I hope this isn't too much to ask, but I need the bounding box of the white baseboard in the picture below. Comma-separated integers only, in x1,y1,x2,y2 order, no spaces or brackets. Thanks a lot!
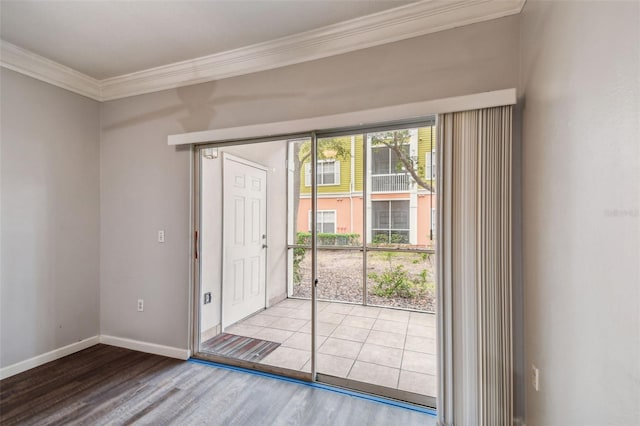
0,335,191,381
0,335,100,380
200,324,221,343
99,335,191,360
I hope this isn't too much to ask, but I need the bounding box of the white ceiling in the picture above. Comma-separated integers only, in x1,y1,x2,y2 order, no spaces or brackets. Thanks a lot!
0,0,414,80
0,0,526,100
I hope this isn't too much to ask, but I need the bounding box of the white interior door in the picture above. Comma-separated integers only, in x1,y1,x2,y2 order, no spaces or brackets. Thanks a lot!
222,153,267,329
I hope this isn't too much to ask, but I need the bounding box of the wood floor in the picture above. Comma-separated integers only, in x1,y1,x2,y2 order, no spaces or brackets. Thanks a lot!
0,344,436,425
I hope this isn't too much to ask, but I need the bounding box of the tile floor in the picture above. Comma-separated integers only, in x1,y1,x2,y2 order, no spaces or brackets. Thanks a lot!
223,298,437,397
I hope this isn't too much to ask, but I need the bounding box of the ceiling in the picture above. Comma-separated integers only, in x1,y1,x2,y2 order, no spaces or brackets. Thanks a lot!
0,0,525,100
0,0,414,80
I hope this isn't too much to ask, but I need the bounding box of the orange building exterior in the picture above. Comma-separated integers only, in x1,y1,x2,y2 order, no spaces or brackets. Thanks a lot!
297,194,436,247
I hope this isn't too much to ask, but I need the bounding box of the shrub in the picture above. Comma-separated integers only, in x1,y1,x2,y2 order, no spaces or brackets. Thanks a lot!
293,233,308,285
369,265,416,298
368,252,434,298
371,233,409,245
296,232,361,247
292,232,361,285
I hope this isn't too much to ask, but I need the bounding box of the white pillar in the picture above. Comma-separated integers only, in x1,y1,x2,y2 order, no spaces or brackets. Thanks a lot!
409,129,419,245
365,135,372,244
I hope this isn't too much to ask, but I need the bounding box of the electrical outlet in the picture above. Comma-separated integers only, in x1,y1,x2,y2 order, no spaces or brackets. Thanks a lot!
137,299,144,312
158,230,165,243
531,365,539,391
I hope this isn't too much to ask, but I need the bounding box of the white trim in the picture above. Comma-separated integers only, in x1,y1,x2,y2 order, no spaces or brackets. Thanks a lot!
1,1,524,101
189,145,198,363
409,130,419,246
100,0,523,100
426,151,437,180
168,89,517,146
431,207,437,232
370,189,414,194
410,190,418,245
0,335,100,380
99,335,191,360
369,197,411,202
300,193,359,199
0,40,102,100
301,191,434,199
304,162,311,187
0,335,192,380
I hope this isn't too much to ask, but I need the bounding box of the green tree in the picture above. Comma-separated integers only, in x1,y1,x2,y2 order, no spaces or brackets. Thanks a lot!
369,129,434,192
292,138,351,233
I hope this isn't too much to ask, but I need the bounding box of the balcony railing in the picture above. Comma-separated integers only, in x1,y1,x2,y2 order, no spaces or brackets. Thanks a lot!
371,173,410,192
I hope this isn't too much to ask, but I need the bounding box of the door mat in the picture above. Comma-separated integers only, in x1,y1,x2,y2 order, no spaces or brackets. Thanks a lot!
201,333,280,362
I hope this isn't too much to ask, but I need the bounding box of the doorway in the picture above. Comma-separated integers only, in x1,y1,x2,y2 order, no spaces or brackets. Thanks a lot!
192,120,437,408
195,140,294,369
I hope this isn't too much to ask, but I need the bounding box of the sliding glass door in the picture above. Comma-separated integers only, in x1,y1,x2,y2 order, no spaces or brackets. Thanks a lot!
362,127,437,402
309,123,437,406
193,118,437,408
195,138,313,379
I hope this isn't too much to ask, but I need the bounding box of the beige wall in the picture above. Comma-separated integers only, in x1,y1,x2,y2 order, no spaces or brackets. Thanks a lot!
0,69,101,367
99,90,192,348
520,1,640,424
99,15,520,351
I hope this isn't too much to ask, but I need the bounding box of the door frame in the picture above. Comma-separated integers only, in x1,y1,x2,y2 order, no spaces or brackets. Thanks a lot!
221,152,269,330
189,120,439,408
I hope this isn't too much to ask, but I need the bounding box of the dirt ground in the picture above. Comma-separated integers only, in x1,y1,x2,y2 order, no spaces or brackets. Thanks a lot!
292,250,436,312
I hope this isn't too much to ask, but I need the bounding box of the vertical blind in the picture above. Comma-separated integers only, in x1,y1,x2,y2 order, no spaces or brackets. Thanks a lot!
438,105,513,426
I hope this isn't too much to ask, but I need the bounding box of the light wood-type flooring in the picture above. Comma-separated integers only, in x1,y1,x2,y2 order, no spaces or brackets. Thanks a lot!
0,344,436,425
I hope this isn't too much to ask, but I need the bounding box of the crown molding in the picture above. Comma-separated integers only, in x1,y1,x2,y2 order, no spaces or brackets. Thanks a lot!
1,0,525,102
99,0,525,100
1,40,102,100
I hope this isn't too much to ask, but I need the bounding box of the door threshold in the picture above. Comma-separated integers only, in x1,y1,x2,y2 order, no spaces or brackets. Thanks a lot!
192,351,311,382
318,373,436,409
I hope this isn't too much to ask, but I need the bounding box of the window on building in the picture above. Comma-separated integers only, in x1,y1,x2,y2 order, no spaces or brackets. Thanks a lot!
308,210,336,233
425,151,436,180
371,145,410,175
371,200,410,243
305,160,340,186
